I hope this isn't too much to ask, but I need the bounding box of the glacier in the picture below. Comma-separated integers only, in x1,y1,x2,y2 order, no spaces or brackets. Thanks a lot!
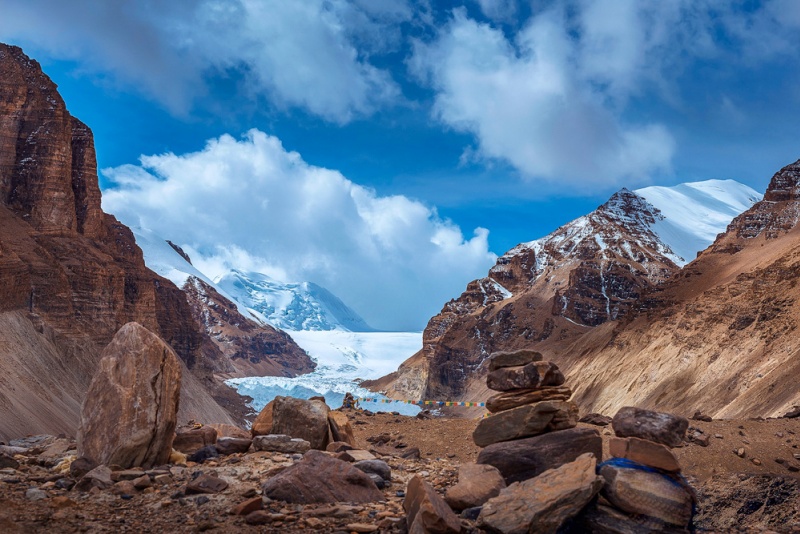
227,330,422,415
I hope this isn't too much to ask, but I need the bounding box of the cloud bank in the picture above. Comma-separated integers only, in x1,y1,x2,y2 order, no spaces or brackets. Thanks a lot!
102,131,496,331
0,0,410,122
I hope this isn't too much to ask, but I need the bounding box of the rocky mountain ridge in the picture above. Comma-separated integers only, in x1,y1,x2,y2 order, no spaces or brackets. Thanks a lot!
0,44,313,440
367,179,762,410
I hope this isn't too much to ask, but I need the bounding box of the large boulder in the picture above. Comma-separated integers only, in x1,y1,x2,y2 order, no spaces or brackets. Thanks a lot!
251,400,275,437
445,463,506,512
77,323,181,469
473,400,578,447
478,427,602,484
172,426,217,454
404,475,462,534
612,407,688,448
478,453,603,534
261,450,383,503
270,396,331,450
328,411,356,446
599,463,693,527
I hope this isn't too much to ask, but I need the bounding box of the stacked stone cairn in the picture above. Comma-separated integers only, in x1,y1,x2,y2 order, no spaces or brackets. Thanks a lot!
472,349,578,448
585,406,696,532
413,349,607,533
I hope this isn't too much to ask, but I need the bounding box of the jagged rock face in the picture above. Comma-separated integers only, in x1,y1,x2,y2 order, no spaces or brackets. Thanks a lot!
375,188,680,402
727,160,800,240
181,277,315,378
0,44,309,439
0,46,102,237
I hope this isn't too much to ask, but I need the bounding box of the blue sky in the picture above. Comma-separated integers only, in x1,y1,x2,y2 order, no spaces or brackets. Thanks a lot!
3,0,800,330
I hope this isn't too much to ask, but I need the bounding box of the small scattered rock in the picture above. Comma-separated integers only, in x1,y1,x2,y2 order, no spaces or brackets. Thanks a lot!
345,523,379,533
187,445,219,463
326,441,354,453
253,434,311,454
75,465,113,492
69,457,97,479
231,496,263,515
337,449,377,463
215,437,252,456
26,488,48,501
0,452,20,470
736,448,746,458
186,474,228,495
353,459,391,481
692,411,713,422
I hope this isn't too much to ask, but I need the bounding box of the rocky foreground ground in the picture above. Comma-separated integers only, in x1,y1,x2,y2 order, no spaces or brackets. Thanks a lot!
0,410,798,533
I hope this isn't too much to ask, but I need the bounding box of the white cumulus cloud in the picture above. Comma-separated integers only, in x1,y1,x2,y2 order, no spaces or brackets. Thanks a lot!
102,130,496,331
0,0,409,122
410,7,676,189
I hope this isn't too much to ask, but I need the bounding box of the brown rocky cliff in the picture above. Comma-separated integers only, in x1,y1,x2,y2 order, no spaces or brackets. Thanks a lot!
0,44,312,439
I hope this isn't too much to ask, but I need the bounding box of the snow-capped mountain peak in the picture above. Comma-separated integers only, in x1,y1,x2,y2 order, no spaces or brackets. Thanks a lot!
215,269,374,332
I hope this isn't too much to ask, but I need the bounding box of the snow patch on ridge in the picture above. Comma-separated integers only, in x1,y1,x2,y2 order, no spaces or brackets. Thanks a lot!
635,179,761,264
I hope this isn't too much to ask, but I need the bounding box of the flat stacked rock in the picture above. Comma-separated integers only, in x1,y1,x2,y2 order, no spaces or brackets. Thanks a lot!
473,350,577,447
588,407,695,531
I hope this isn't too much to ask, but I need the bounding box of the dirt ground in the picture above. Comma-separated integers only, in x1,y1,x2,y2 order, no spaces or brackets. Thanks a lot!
0,410,798,533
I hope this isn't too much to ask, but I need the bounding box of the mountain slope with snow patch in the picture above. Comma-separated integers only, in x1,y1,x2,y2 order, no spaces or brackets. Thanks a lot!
216,270,374,332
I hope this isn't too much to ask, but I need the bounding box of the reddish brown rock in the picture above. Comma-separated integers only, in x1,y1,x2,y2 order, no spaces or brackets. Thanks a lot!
403,475,461,534
486,386,573,413
77,323,181,469
612,407,688,448
478,427,602,484
328,411,356,446
487,349,543,371
599,464,693,527
326,441,354,453
186,473,228,495
445,463,506,512
172,426,217,454
208,423,250,439
261,450,383,503
473,400,578,447
478,453,603,534
609,436,681,472
215,437,252,455
486,361,565,392
251,400,275,437
232,496,263,516
271,396,330,450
